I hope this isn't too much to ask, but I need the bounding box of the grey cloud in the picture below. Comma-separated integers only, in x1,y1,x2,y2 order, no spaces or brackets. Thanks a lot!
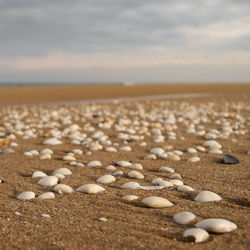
1,0,250,58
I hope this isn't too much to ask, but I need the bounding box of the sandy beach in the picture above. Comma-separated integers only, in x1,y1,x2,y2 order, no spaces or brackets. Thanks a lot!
0,83,249,249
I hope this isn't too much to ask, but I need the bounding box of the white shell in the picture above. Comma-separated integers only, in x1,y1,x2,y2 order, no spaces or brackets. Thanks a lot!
119,146,131,151
76,184,105,194
105,165,116,171
39,154,52,160
54,184,74,193
151,177,163,185
159,166,175,173
122,195,139,201
17,191,35,201
173,211,196,225
203,140,222,149
194,191,222,202
40,148,54,155
37,176,58,186
208,149,223,154
120,182,141,190
168,155,180,161
195,218,237,233
140,186,165,190
141,196,173,208
96,174,116,184
150,147,165,156
52,168,72,176
105,147,117,152
183,228,209,243
53,173,65,179
129,163,143,170
168,173,182,180
158,180,173,187
43,138,62,145
178,185,194,192
169,179,183,186
87,161,102,167
32,171,47,178
127,170,144,179
187,156,200,162
187,148,198,153
38,192,55,199
63,155,76,161
116,161,132,167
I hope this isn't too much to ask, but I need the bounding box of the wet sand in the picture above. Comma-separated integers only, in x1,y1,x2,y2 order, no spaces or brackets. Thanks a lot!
0,83,249,249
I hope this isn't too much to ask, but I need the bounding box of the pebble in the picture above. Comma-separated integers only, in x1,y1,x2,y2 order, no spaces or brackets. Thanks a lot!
141,196,173,208
76,184,105,194
15,212,21,216
32,171,47,178
122,195,139,201
52,168,72,176
120,182,141,190
43,138,62,145
209,149,223,154
127,170,144,179
183,228,209,243
37,176,58,186
105,147,117,152
195,190,222,202
17,191,35,201
96,174,116,184
196,146,206,152
224,155,239,164
203,140,222,149
119,146,131,152
87,161,102,167
187,156,200,162
144,154,157,160
40,148,54,155
159,166,175,173
140,186,165,190
3,148,15,154
151,177,163,185
54,184,74,193
178,185,194,192
187,148,198,153
173,211,196,225
168,173,182,180
158,180,174,187
38,192,55,199
150,147,165,156
195,218,237,233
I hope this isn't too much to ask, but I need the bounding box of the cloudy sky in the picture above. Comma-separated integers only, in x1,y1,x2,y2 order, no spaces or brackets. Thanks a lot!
0,0,250,84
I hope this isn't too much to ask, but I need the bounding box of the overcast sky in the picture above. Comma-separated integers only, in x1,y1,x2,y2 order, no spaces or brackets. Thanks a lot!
0,0,250,84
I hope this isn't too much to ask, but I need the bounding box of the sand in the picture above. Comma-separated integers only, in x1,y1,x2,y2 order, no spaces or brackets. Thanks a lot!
0,83,249,249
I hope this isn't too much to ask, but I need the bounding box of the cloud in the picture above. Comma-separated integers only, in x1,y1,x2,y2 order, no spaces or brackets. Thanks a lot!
0,0,249,82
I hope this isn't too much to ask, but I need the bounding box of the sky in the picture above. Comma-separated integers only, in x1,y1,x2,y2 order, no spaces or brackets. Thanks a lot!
0,0,250,84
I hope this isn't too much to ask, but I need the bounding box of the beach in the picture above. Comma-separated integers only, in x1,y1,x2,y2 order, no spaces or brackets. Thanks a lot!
0,83,249,249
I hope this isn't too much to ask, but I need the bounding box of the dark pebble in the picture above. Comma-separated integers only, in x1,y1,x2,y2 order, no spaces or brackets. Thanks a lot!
224,155,239,164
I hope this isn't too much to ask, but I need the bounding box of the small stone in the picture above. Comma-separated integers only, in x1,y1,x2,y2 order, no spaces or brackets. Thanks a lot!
105,147,117,152
54,184,74,193
196,146,206,152
195,191,222,202
159,166,175,173
187,148,198,154
140,186,165,190
209,149,223,154
144,154,157,160
37,176,58,186
96,174,116,184
120,182,141,190
3,148,15,154
32,171,47,178
158,180,173,187
127,170,144,179
119,146,132,151
150,147,165,156
203,140,222,149
76,184,105,194
17,191,35,201
15,212,21,216
141,196,173,208
178,185,194,192
76,163,85,167
87,161,102,167
183,228,209,243
122,195,139,201
224,155,239,164
43,138,62,145
52,168,72,176
173,211,196,225
40,148,54,155
38,192,55,199
195,218,237,233
151,177,163,185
